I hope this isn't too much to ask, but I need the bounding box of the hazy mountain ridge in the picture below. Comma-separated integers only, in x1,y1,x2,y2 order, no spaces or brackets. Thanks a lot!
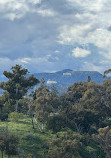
33,69,103,83
0,69,104,95
32,69,103,94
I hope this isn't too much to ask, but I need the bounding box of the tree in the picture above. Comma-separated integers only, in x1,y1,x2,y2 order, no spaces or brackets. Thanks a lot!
5,133,19,158
47,115,66,133
30,78,45,100
103,80,111,110
60,82,111,133
93,126,111,158
0,133,5,158
34,86,53,132
87,76,91,82
0,131,19,158
73,82,108,132
103,69,111,78
0,64,40,112
50,85,60,110
27,153,33,158
103,69,111,111
47,132,82,158
28,83,61,133
64,82,88,104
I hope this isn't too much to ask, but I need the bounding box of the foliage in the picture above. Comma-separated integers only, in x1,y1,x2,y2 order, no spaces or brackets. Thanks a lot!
60,82,111,133
0,64,40,111
47,115,66,133
27,153,34,158
18,98,29,113
0,66,111,158
0,113,8,121
0,130,19,158
8,112,25,122
93,126,111,158
47,131,83,158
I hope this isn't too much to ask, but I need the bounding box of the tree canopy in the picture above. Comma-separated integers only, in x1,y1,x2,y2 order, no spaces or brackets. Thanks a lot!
0,64,40,111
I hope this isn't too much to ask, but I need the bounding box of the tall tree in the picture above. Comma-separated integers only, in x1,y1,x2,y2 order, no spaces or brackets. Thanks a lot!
93,126,111,158
0,65,40,112
87,76,91,82
103,69,111,78
47,132,82,158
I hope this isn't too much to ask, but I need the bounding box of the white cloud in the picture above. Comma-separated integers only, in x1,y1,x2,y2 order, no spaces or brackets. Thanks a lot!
28,0,41,4
66,0,107,13
83,62,103,72
0,0,111,73
36,8,55,17
0,0,55,20
58,0,111,61
86,28,111,49
55,50,60,53
5,13,24,21
58,24,92,45
0,1,29,20
15,58,31,64
72,47,91,58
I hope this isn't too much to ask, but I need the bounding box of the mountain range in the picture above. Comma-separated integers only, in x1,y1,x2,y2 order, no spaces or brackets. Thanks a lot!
32,69,104,94
0,69,104,95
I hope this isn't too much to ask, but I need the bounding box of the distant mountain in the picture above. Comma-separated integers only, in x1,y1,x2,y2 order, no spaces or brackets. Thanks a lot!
32,69,104,94
0,69,104,95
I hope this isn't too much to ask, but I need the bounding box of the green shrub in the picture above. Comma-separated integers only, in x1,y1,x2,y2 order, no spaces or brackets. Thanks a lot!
47,115,66,133
8,112,24,122
0,113,8,121
27,153,33,158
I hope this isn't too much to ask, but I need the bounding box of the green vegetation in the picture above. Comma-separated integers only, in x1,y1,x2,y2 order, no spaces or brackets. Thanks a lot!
0,65,111,158
0,116,52,158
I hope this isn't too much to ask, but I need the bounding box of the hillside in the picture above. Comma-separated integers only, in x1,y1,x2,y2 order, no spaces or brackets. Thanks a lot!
0,65,110,158
0,116,52,158
32,69,103,93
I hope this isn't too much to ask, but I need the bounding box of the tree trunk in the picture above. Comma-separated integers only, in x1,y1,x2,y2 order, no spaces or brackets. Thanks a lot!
34,117,44,133
32,116,35,130
16,100,19,112
1,151,3,158
0,106,3,114
8,154,10,158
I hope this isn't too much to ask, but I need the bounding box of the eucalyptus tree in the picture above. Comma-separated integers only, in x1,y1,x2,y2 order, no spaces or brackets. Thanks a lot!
0,64,39,112
94,126,111,158
103,69,111,78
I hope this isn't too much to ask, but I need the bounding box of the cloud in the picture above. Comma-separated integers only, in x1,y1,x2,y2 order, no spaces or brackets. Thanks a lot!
57,0,111,66
0,0,55,21
66,0,107,13
72,47,91,58
83,61,104,72
15,58,31,64
58,24,92,44
0,0,29,20
36,8,55,17
28,0,41,4
0,0,111,73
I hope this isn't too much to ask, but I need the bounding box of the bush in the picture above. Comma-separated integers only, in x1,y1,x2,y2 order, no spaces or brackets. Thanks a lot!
27,153,33,158
47,115,66,133
8,112,24,122
0,113,8,121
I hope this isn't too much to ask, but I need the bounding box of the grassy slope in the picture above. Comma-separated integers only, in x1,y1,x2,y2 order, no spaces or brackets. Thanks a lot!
0,116,108,158
0,117,52,158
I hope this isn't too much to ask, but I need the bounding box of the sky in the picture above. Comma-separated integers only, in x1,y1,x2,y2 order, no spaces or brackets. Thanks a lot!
0,0,111,74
